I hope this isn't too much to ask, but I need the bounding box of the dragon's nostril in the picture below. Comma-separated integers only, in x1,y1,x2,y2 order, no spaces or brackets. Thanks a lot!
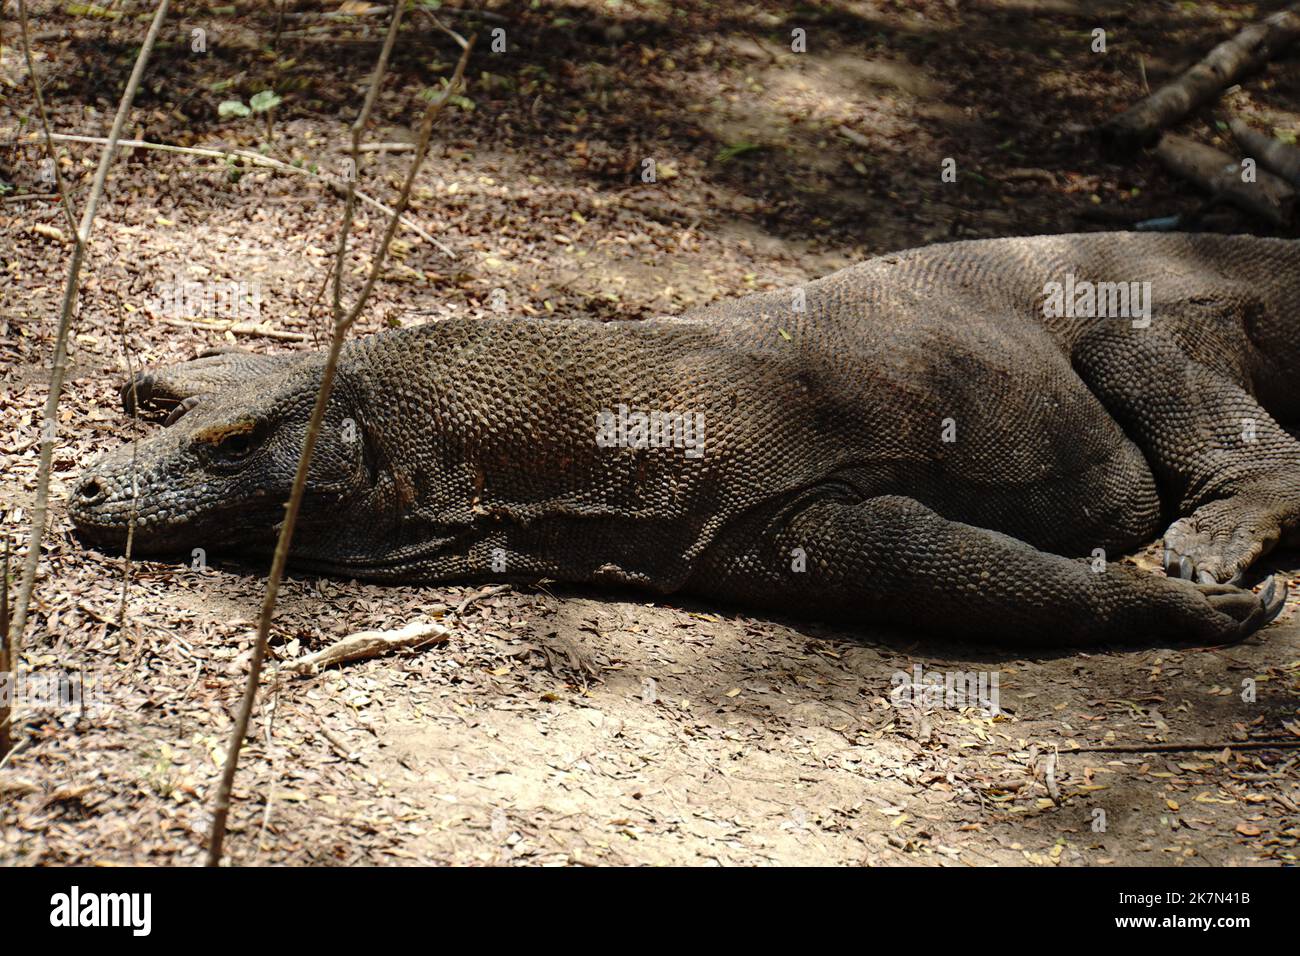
78,477,104,501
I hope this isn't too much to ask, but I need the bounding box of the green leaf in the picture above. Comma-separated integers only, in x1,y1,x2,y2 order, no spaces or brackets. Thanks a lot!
249,90,282,113
218,100,251,118
66,3,121,19
422,86,475,110
716,141,763,163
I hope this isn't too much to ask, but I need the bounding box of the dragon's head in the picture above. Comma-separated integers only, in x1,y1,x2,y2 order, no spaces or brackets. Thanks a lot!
70,361,374,560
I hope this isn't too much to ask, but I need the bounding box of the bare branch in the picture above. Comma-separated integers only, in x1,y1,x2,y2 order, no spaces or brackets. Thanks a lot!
10,0,171,656
335,1,407,322
1,540,11,757
343,35,476,330
1102,4,1300,151
16,0,78,233
1154,133,1294,226
1228,116,1300,187
114,312,143,658
418,6,472,50
35,133,456,257
204,25,477,867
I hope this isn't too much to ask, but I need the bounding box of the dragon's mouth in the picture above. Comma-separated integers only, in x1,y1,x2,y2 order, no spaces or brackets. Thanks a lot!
287,524,479,577
265,504,505,583
70,505,276,558
69,470,281,557
70,511,199,556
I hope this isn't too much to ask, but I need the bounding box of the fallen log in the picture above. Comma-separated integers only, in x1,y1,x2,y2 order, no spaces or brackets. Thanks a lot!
1228,116,1300,186
1154,133,1294,225
1102,4,1300,151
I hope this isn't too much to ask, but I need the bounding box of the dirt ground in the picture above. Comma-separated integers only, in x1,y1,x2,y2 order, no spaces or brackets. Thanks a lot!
2,0,1299,865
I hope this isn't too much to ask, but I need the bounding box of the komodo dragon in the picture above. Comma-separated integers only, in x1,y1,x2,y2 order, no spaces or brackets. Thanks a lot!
70,232,1300,645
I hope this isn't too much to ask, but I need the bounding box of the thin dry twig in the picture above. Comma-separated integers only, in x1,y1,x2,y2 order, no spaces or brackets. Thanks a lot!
252,677,281,863
154,315,309,342
1072,739,1300,754
10,0,171,655
15,0,78,233
37,133,456,257
1,541,11,757
114,312,142,658
334,0,407,321
418,5,471,49
455,583,512,616
340,38,475,331
1043,747,1060,804
204,23,476,867
318,726,361,763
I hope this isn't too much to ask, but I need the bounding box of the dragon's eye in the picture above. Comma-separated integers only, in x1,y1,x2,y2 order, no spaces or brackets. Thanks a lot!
217,431,255,460
195,420,264,469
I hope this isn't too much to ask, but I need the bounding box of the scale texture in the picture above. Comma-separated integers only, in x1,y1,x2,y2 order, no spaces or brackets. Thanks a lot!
71,232,1300,644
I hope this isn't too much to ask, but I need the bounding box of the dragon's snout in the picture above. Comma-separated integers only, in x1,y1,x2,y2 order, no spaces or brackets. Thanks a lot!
68,462,127,546
68,451,160,548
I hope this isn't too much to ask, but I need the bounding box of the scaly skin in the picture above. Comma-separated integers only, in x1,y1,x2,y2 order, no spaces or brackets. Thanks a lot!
70,233,1300,645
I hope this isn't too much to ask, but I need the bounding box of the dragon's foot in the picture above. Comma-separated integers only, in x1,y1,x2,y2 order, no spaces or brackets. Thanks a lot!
120,349,289,424
1162,499,1287,584
1190,576,1289,637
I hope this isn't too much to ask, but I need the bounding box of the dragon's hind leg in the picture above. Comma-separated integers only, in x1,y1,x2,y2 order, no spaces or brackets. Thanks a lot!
694,493,1286,645
1074,323,1300,585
